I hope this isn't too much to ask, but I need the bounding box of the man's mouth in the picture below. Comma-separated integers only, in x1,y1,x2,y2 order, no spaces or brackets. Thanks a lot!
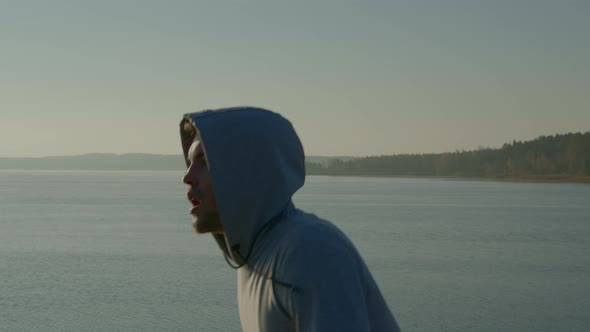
187,193,202,214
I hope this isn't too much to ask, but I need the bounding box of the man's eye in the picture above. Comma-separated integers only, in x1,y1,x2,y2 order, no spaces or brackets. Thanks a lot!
195,155,206,164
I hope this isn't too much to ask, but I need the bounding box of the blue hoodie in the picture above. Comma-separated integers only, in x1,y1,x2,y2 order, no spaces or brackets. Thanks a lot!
180,107,400,332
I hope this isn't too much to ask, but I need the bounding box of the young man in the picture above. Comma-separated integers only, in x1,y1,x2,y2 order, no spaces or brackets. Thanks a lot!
180,107,401,332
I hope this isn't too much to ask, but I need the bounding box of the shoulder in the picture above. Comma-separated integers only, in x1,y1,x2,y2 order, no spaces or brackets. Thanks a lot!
271,211,368,286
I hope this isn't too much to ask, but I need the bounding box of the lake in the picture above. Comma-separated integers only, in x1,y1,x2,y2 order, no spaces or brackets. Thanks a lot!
1,171,589,331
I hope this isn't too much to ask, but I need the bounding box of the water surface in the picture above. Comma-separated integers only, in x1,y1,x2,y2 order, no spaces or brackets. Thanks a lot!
1,171,589,331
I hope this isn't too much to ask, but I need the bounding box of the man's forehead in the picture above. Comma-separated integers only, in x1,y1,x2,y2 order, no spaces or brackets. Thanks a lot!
188,140,203,156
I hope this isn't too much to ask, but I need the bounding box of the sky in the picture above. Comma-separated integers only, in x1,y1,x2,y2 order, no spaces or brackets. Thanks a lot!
1,0,589,157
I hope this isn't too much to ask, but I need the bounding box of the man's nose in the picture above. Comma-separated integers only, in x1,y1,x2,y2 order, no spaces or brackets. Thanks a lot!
182,170,194,185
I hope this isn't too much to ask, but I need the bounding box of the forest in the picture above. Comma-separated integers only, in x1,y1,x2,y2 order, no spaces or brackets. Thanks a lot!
305,132,590,181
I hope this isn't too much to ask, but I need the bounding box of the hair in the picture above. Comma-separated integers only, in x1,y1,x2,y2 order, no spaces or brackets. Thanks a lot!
183,119,197,138
182,119,209,167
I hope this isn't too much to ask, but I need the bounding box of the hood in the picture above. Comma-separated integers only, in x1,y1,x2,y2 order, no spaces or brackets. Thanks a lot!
180,107,305,266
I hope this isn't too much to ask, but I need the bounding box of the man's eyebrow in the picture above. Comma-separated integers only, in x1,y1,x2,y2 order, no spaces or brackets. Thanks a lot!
186,148,196,163
188,150,205,164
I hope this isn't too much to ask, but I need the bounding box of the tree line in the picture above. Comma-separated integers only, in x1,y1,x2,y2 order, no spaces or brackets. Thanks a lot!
305,132,590,179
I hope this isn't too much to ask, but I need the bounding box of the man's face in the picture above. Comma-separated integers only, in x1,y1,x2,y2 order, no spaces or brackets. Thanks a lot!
182,140,223,234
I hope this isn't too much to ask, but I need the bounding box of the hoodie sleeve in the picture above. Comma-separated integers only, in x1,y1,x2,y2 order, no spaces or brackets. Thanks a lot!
273,222,401,332
277,233,373,332
292,259,371,331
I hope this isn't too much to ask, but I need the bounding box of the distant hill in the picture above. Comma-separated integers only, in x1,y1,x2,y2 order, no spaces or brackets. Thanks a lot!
0,154,354,171
0,153,186,171
306,156,358,167
306,132,590,182
2,133,589,182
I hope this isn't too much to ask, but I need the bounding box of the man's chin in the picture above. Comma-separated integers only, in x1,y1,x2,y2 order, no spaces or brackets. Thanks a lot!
192,215,222,234
192,224,210,234
192,218,207,233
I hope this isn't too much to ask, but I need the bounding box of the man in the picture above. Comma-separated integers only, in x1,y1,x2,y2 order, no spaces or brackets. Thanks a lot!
180,107,401,331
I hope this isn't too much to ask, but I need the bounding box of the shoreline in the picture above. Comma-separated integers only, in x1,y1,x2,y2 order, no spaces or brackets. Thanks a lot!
306,173,590,184
2,169,589,184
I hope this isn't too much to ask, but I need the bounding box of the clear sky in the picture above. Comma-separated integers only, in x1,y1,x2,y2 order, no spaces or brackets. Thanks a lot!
1,0,588,157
